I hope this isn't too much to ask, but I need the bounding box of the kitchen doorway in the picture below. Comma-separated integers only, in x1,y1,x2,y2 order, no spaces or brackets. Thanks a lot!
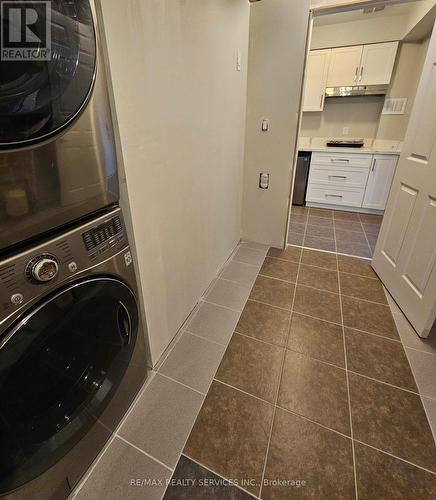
288,0,435,259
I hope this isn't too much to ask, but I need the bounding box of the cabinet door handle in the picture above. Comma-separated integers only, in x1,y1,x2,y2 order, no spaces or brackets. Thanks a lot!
330,158,350,163
325,194,343,198
371,158,377,172
328,175,347,180
354,67,359,82
359,66,364,82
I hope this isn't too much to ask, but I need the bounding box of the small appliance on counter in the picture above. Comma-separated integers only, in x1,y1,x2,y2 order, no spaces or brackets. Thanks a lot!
326,139,365,148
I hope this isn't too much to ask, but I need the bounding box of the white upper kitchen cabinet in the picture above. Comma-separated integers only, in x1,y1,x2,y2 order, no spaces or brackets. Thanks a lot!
327,45,363,87
362,155,398,210
359,42,399,85
303,49,331,112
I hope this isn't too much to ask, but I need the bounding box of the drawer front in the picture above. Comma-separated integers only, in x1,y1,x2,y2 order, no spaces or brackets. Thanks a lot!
306,184,365,207
308,165,370,189
312,152,373,169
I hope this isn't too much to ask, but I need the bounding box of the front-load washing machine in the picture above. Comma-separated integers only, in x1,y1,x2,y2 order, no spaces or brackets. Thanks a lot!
0,207,149,499
0,0,119,253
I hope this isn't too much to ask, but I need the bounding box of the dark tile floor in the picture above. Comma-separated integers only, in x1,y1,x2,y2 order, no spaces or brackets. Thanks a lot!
288,206,383,258
166,246,436,499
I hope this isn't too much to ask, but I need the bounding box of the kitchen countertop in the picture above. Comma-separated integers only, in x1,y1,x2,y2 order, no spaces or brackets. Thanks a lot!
299,146,401,155
298,137,402,155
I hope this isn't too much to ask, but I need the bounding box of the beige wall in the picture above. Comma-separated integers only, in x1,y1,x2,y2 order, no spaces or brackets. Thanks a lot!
242,0,310,247
99,0,250,364
376,39,429,140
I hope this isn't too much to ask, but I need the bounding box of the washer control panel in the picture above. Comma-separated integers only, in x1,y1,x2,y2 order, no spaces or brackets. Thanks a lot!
82,216,124,259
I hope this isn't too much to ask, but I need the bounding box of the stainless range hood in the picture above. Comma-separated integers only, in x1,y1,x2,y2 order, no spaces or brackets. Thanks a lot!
325,85,388,97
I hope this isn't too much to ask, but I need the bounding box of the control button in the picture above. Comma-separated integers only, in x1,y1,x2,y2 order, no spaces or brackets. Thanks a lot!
10,293,24,306
109,238,117,248
117,234,125,242
28,256,59,283
99,244,109,254
89,251,98,260
68,262,78,273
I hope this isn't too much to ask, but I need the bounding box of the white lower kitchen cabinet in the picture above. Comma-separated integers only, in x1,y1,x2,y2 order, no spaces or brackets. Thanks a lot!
362,155,398,210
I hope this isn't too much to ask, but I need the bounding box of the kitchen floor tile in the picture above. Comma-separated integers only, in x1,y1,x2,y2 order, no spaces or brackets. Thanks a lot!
288,313,345,367
337,254,377,278
287,231,305,246
215,333,283,403
185,302,240,346
335,229,368,245
249,275,295,310
205,279,251,312
307,216,334,228
339,273,387,304
362,222,381,235
291,206,309,216
267,245,302,263
164,455,252,499
422,397,436,444
278,350,350,435
262,409,354,499
336,240,372,258
342,295,399,340
184,381,274,496
349,373,436,471
334,219,364,232
359,213,383,224
118,374,203,469
345,328,417,391
355,442,436,500
309,207,334,218
76,437,172,500
304,235,336,252
301,248,337,270
365,232,378,246
298,264,339,293
289,222,306,234
236,299,290,347
290,213,308,225
259,257,298,283
232,247,265,267
305,224,335,239
334,210,360,221
294,285,342,324
159,332,225,393
220,261,259,286
404,348,436,399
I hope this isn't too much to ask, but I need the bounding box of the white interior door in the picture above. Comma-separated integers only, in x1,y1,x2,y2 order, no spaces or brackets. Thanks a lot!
372,29,436,338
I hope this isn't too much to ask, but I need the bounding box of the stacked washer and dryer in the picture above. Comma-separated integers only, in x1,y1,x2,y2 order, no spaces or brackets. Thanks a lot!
0,2,149,499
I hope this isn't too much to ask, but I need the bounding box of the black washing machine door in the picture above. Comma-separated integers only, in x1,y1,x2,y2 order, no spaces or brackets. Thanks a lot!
0,0,96,149
0,276,138,494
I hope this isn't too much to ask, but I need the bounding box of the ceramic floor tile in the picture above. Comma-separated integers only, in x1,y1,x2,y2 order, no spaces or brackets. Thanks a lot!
304,235,336,252
215,333,284,403
118,374,203,469
294,285,342,324
335,229,368,245
278,350,350,435
164,455,252,499
236,299,290,347
339,273,387,304
233,247,265,267
359,213,383,224
423,397,436,445
185,302,239,346
336,240,371,258
334,220,364,233
220,260,259,286
184,381,274,496
309,207,334,218
249,275,295,310
267,245,302,263
205,279,251,312
305,224,335,239
159,332,225,393
362,222,381,235
290,213,308,225
337,254,377,278
301,248,337,270
307,216,334,228
405,348,436,399
288,313,345,367
345,328,417,391
262,409,355,499
75,437,172,500
291,206,309,216
289,222,306,234
355,442,436,500
342,295,399,340
334,210,360,221
349,373,436,471
298,264,339,293
259,257,298,283
287,231,305,246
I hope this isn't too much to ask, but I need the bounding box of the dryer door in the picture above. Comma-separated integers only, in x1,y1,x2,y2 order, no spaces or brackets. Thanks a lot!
0,0,96,148
0,277,138,494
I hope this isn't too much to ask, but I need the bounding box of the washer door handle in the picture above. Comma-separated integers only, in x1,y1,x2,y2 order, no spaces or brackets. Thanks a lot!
117,303,131,345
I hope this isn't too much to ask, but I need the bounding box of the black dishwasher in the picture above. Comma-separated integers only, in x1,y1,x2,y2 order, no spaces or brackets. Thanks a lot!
292,151,312,206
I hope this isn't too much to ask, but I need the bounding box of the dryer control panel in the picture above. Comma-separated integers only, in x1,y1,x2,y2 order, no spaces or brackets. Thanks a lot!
81,215,124,260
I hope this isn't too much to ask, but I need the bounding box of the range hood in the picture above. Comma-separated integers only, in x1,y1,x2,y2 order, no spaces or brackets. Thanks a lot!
325,85,388,97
